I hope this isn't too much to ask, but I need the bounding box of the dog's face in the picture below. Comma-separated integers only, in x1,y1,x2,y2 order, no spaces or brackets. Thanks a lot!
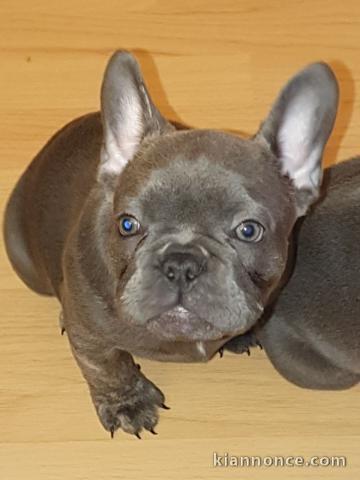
112,132,295,342
98,52,338,343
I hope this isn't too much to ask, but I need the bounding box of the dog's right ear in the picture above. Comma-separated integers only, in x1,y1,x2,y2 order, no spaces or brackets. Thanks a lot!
99,50,171,179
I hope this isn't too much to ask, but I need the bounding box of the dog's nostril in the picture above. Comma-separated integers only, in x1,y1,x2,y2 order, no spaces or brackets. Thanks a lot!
165,265,176,281
185,267,196,282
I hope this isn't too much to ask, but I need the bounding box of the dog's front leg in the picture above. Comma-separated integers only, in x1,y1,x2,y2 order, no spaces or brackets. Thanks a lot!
63,318,167,438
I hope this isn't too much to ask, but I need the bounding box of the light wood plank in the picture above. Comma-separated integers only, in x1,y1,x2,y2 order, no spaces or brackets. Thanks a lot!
0,1,359,479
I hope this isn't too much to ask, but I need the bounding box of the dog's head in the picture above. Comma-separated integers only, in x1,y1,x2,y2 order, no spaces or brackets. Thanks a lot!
98,51,338,342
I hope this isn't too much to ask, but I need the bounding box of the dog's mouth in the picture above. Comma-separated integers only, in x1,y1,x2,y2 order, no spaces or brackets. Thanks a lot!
146,305,231,342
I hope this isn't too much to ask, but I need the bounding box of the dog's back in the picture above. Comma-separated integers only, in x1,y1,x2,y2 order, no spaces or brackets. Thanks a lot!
258,157,360,389
3,112,102,297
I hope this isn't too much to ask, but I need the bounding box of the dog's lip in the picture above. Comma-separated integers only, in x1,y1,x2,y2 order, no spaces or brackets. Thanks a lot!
164,305,193,317
148,305,204,325
147,305,193,320
146,305,225,341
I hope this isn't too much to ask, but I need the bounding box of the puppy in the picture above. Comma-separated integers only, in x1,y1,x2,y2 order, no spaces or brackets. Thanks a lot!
4,51,338,436
225,158,360,390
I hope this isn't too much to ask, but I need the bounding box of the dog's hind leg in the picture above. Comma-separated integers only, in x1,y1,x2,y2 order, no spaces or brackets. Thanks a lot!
3,173,54,296
258,315,359,390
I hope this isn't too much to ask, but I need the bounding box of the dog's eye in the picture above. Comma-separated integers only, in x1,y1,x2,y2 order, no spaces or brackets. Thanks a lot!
118,215,141,236
235,220,264,243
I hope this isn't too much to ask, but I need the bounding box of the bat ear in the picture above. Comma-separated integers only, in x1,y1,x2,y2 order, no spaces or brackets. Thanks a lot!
256,63,339,216
99,50,171,179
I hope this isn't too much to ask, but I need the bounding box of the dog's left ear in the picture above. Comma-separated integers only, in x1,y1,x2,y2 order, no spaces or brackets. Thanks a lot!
256,63,339,216
99,50,171,179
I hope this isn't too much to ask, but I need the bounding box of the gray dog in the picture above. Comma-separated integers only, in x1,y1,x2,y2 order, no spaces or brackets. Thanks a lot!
226,157,360,390
4,51,344,437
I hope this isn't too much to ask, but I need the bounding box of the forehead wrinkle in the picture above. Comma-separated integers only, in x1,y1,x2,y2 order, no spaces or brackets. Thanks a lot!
140,155,251,201
127,155,271,229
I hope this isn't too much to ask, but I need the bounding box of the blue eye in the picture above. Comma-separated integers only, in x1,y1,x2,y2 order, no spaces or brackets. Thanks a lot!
118,215,140,236
122,219,133,231
235,220,264,243
242,224,255,238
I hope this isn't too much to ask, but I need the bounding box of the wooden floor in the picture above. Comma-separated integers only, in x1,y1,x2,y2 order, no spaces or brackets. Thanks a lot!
0,1,359,479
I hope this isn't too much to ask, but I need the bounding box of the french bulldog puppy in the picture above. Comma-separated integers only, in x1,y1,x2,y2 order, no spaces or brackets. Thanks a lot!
4,51,338,437
225,158,360,390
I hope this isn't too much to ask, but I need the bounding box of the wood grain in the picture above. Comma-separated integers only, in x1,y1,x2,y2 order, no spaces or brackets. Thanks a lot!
0,1,359,479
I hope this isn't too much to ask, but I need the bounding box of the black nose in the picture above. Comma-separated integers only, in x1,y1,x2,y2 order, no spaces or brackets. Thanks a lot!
160,244,207,288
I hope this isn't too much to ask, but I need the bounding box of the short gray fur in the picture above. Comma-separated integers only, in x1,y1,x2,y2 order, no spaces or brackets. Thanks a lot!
4,51,356,438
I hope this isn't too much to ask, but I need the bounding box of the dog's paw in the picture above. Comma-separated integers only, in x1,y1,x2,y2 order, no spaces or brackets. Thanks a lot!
222,330,262,355
92,374,168,438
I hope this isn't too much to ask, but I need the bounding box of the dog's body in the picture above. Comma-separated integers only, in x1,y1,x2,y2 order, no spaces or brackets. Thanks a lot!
262,158,360,390
4,51,344,436
5,111,229,363
226,159,360,389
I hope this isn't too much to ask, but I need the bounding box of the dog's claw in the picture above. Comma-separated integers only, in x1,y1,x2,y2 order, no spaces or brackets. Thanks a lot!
135,363,141,370
110,427,115,439
246,347,251,356
135,432,142,439
256,340,263,350
149,428,158,435
61,327,66,336
218,347,224,358
161,403,170,410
